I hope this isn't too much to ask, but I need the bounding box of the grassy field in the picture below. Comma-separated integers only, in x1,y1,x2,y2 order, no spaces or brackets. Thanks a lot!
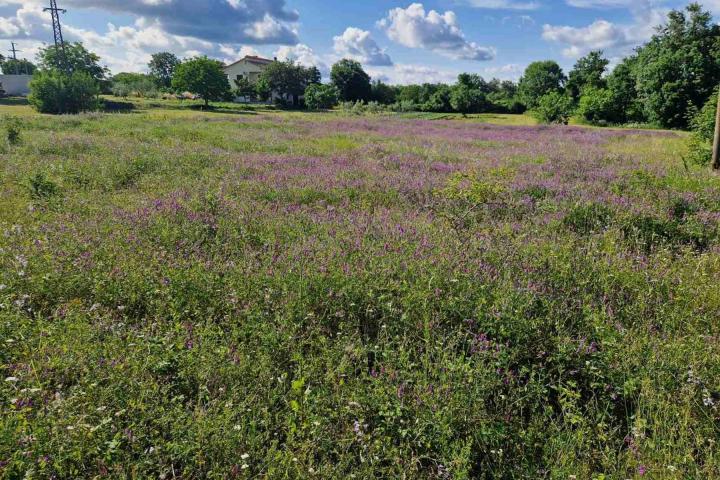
1,98,719,479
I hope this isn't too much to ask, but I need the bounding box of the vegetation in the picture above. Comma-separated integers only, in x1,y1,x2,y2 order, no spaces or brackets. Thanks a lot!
518,60,565,109
28,70,100,114
111,73,159,98
172,57,231,108
0,98,718,478
0,58,36,75
331,59,372,102
256,60,319,107
304,83,340,110
36,43,109,86
147,52,180,89
532,91,573,124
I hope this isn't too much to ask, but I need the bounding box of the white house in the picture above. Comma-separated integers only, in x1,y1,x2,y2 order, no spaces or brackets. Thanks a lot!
0,74,32,96
223,55,274,101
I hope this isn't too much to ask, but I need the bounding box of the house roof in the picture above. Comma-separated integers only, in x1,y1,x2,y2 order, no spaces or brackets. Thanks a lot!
223,55,274,70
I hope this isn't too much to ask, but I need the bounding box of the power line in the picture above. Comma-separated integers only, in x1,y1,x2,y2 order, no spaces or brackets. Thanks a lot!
43,0,68,71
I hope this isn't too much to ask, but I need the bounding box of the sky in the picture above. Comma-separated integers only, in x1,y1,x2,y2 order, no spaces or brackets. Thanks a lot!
0,0,713,84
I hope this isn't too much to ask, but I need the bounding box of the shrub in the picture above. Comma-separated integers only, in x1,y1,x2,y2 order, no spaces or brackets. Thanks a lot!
687,93,716,166
3,116,22,145
532,92,573,125
577,87,619,125
304,84,340,110
28,70,100,114
27,172,60,200
563,202,614,234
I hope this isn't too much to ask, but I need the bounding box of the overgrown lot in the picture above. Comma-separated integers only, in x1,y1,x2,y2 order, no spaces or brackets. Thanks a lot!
0,102,718,479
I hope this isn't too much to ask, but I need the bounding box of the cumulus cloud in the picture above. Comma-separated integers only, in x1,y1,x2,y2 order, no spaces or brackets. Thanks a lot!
1,0,299,44
333,27,392,66
541,7,665,57
274,42,329,74
378,3,495,61
483,63,523,80
366,63,460,85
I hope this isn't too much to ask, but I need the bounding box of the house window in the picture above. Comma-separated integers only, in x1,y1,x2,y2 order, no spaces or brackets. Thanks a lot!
236,74,244,81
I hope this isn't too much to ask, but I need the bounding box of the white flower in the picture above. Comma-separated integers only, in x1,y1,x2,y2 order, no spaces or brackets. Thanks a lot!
241,453,249,460
0,284,6,290
4,377,19,382
233,425,242,431
241,464,249,469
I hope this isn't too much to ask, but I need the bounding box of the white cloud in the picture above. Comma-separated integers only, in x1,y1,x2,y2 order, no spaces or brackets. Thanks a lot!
483,63,523,80
333,27,392,66
0,0,300,44
541,7,665,58
367,63,460,85
458,0,540,11
378,3,495,61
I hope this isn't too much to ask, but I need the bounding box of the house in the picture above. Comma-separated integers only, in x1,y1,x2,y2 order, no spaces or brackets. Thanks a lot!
0,74,32,96
223,55,275,101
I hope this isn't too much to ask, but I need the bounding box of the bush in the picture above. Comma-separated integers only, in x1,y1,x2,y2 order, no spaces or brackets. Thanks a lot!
687,93,716,166
28,70,100,114
532,92,574,125
304,84,340,110
2,116,22,145
577,87,619,125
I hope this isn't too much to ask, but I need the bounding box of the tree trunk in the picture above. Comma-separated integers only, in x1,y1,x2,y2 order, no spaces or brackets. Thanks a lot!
712,86,720,170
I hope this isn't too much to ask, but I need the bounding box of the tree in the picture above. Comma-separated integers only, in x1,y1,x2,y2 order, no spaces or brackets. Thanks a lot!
331,59,371,102
234,76,256,100
148,52,180,89
532,91,573,125
566,50,609,101
257,60,315,106
172,57,231,108
371,80,398,104
307,66,322,85
518,60,566,109
450,84,488,115
686,92,717,165
305,83,340,110
633,3,720,128
577,86,619,124
424,85,452,112
1,58,36,75
606,57,643,124
37,43,108,83
28,70,99,114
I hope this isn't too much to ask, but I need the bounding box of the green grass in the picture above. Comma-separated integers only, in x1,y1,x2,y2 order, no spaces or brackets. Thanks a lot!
1,99,719,479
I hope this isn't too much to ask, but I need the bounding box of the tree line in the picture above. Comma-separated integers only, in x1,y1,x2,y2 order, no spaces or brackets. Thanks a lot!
21,1,720,138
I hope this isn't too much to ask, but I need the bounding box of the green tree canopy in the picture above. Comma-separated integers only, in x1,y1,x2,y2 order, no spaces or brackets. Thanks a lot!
304,83,340,110
1,58,36,75
518,60,566,109
633,3,720,128
148,52,180,88
566,50,609,101
172,56,231,107
257,60,317,106
36,43,108,83
330,59,371,102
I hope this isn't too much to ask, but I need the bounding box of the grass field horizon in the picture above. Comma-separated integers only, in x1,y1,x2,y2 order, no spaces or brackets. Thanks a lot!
1,99,719,479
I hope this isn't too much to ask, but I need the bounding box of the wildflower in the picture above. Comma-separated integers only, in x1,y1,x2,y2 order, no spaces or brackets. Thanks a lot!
637,465,647,476
4,377,18,383
241,464,249,469
0,284,6,291
241,453,249,460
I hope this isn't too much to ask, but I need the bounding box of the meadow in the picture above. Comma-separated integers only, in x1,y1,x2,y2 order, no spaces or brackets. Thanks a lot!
0,99,718,479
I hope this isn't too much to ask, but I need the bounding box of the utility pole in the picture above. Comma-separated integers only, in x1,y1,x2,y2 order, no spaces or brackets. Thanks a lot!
44,0,68,71
9,42,19,75
713,88,720,170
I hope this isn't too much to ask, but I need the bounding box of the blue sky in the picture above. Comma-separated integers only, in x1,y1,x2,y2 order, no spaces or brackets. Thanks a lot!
0,0,707,83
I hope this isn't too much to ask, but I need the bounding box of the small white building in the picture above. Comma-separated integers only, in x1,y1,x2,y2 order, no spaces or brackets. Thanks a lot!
0,75,32,96
223,55,274,87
